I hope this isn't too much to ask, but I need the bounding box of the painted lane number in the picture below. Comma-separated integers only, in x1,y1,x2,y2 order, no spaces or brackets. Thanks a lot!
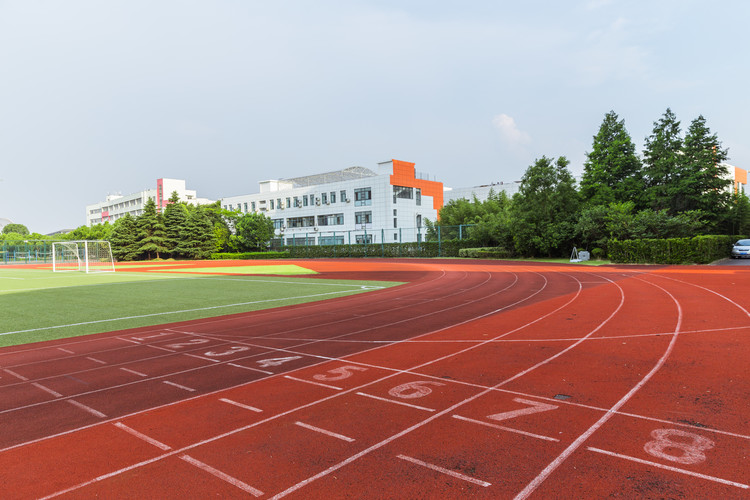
257,356,302,368
644,428,715,465
388,381,445,399
204,346,250,357
313,365,368,381
166,339,210,349
487,397,558,422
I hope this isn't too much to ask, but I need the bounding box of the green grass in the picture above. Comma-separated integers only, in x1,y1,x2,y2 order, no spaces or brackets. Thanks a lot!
0,267,400,347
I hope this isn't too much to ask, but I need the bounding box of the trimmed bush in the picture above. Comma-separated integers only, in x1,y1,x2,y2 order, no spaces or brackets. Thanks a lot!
211,251,290,260
282,240,475,259
608,235,743,264
458,247,513,259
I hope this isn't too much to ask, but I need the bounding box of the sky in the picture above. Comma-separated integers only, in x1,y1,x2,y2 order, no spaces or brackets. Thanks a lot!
1,0,748,234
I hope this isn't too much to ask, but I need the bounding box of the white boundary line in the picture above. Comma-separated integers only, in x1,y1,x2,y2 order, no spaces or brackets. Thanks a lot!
180,454,264,497
32,382,63,398
67,399,106,418
451,414,559,442
119,368,148,377
113,422,171,451
396,454,491,487
218,398,262,413
587,447,749,489
356,392,436,412
284,375,342,391
163,381,196,392
295,421,355,442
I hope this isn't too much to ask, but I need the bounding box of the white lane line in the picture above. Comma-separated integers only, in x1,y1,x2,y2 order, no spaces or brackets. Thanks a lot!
130,332,176,341
120,367,148,377
163,381,196,392
227,363,273,375
3,368,28,381
86,357,107,365
146,345,176,353
31,382,63,398
513,277,676,500
397,454,491,487
180,454,264,497
355,392,435,412
284,375,342,391
219,398,263,413
451,415,559,442
57,348,75,354
184,353,220,363
295,421,355,442
587,447,749,490
67,399,107,418
113,422,171,451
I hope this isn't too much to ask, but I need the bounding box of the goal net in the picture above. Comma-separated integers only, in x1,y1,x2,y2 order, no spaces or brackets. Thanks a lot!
52,240,115,273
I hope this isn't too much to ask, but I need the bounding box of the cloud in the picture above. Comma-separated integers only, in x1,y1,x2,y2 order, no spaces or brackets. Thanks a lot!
492,114,531,146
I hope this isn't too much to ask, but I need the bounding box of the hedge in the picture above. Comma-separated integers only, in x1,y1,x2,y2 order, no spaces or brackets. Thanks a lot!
210,251,290,260
282,240,476,259
458,247,513,259
608,235,744,264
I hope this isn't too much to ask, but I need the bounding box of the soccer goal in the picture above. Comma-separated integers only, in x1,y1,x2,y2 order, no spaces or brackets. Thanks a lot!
52,240,115,273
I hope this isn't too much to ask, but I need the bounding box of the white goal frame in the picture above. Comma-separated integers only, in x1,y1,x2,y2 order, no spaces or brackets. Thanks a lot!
52,240,115,273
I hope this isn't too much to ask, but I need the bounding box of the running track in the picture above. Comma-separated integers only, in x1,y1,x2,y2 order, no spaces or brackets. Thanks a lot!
1,259,749,499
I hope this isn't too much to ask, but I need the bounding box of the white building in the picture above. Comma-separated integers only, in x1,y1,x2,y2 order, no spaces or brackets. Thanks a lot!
86,178,213,226
220,160,444,245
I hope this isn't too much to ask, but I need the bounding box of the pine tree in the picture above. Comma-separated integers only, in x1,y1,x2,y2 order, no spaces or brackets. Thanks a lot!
162,191,188,258
136,198,169,260
580,111,644,208
109,214,139,261
643,108,683,213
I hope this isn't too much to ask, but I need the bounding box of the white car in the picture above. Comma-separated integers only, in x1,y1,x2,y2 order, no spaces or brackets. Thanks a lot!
731,239,750,259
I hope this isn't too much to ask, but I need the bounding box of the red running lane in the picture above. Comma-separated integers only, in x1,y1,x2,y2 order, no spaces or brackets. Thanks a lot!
0,260,749,499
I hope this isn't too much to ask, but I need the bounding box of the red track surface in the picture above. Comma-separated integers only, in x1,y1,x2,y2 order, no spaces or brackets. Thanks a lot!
1,259,749,499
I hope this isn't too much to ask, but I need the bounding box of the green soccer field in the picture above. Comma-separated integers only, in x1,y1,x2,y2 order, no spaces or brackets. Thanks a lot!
0,266,399,348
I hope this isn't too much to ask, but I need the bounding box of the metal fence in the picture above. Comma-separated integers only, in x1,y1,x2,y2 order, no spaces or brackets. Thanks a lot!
0,240,57,265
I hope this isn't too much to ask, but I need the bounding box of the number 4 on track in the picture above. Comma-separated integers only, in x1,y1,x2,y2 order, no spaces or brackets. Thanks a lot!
487,397,558,422
257,356,302,368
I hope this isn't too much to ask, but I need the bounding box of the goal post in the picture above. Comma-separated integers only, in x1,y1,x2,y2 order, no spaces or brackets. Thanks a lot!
52,240,115,273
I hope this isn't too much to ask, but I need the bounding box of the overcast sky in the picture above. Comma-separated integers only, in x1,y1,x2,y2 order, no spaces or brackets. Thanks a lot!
1,0,747,234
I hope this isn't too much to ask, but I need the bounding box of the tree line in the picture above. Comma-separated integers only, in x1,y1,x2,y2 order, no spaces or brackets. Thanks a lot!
430,109,750,257
1,193,275,261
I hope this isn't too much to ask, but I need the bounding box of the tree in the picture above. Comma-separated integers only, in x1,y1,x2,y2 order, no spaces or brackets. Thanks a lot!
109,214,140,261
511,156,580,257
162,191,188,257
2,223,29,235
176,206,215,259
643,108,683,212
678,115,731,226
136,198,168,259
726,189,750,235
233,212,275,252
580,111,644,208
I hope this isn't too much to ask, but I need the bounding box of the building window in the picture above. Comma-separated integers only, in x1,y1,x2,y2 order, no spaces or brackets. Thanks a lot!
270,199,275,210
341,190,347,202
321,192,327,204
286,197,291,208
354,187,372,206
393,185,414,200
277,198,281,209
355,211,372,225
293,197,300,207
244,202,248,212
272,218,283,229
303,195,309,207
355,234,372,244
393,209,397,216
317,213,345,226
393,217,398,228
416,214,422,227
394,233,398,241
330,191,336,203
286,216,315,228
416,188,422,206
251,202,256,211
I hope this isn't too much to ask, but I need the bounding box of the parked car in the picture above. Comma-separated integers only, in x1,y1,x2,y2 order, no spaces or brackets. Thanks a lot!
731,239,750,258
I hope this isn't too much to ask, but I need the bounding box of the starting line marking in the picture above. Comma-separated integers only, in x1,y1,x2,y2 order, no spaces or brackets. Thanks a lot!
120,367,148,377
163,381,196,392
57,347,75,354
396,454,491,487
67,399,106,418
31,382,63,398
284,375,343,391
227,363,273,375
180,454,264,497
295,421,355,442
587,447,750,490
114,422,171,451
219,398,263,413
451,414,559,442
86,357,107,365
355,392,435,412
3,368,28,381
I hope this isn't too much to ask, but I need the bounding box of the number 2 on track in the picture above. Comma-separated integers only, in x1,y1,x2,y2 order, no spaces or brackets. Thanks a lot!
487,397,558,422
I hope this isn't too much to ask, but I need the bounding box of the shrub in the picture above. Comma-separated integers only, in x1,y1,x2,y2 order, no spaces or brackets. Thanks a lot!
591,248,605,260
608,235,743,264
458,247,513,259
211,251,290,260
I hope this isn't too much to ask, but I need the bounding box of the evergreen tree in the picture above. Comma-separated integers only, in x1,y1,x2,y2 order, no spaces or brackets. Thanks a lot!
109,214,140,261
678,115,731,225
643,108,683,212
234,212,275,252
511,156,580,256
580,111,644,208
162,191,188,258
136,198,168,259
